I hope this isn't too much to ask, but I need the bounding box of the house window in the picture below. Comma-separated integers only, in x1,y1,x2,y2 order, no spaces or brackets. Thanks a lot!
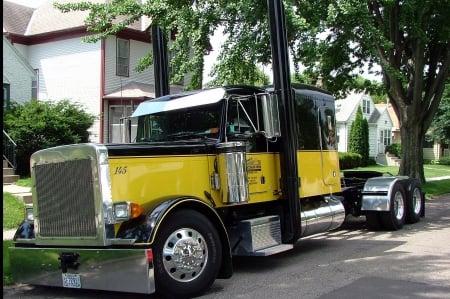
116,39,130,77
109,105,137,143
381,129,391,146
362,97,370,114
32,69,39,100
3,84,10,109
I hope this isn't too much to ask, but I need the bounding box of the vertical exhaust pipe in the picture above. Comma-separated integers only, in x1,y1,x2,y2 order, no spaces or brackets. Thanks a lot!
267,0,301,243
152,25,170,97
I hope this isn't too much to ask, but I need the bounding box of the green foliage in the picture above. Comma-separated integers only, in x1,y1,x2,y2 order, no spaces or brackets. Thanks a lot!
208,64,270,87
3,193,25,230
385,143,402,157
430,84,450,144
3,100,95,176
436,156,450,165
349,106,369,166
338,152,362,170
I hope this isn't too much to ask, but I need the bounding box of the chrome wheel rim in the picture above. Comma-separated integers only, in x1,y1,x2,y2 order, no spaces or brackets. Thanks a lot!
393,191,405,220
162,228,208,282
412,188,422,214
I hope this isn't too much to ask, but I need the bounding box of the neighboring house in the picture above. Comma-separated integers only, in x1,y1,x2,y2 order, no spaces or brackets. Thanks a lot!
379,102,401,144
3,0,184,143
383,101,449,160
3,35,37,108
335,92,394,160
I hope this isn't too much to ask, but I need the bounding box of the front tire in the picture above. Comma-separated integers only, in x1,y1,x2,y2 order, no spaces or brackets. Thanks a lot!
154,209,222,299
405,180,424,224
381,182,406,230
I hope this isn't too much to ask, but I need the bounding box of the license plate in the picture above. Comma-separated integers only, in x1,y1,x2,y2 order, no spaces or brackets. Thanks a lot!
62,273,81,288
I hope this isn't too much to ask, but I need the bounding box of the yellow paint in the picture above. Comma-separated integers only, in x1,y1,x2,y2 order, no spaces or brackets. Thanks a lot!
297,151,342,197
108,150,341,213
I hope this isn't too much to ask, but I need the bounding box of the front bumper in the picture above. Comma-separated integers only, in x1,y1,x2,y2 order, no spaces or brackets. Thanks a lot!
8,246,155,294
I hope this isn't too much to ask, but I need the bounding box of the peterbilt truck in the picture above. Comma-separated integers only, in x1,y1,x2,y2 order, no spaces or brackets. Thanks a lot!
8,0,424,298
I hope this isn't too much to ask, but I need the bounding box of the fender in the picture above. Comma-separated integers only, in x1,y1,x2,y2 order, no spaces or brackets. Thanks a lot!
117,196,233,279
361,176,409,211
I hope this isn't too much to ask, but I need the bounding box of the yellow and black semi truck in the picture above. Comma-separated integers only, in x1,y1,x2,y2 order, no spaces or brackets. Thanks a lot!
9,1,424,298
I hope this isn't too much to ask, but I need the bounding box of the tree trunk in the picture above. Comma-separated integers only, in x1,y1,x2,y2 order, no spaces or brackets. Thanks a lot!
398,115,426,184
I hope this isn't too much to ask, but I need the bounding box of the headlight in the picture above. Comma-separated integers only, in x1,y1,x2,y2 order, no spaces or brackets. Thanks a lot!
25,205,34,221
113,202,142,221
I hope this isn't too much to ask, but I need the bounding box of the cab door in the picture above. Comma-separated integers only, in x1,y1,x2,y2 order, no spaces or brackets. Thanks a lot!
318,105,340,187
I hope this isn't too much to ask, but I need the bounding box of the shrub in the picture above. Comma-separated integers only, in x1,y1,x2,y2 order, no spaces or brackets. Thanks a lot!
437,156,450,165
339,152,362,169
349,106,369,166
367,157,377,165
385,143,402,157
3,100,95,176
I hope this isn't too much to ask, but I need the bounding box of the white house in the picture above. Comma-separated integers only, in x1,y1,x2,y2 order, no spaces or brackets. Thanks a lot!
2,35,36,107
3,0,184,143
335,92,394,160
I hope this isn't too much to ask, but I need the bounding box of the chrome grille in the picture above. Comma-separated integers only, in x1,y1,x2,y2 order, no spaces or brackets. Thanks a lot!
35,159,97,237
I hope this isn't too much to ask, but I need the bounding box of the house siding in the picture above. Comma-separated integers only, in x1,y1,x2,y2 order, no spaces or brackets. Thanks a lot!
3,37,36,104
375,109,394,156
25,38,102,141
337,106,357,153
104,36,154,94
335,93,394,161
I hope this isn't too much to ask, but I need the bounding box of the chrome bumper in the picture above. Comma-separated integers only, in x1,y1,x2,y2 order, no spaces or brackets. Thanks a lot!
8,246,155,294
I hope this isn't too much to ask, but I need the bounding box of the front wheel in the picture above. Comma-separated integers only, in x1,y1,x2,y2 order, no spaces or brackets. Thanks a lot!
154,209,222,299
381,182,406,230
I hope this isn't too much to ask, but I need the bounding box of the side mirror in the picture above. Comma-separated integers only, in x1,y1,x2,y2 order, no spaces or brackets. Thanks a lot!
261,94,281,138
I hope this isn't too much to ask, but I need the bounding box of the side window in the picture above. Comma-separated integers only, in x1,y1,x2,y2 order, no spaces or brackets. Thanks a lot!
319,107,337,150
117,39,130,77
32,69,39,100
295,94,320,150
3,84,10,109
362,97,371,114
227,99,257,135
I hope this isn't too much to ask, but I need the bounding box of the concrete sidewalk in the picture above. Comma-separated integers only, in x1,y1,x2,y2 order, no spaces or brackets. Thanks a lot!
3,184,32,196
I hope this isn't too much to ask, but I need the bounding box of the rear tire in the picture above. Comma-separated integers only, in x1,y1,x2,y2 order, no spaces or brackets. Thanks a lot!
381,182,406,230
405,180,424,224
154,209,222,299
366,211,383,231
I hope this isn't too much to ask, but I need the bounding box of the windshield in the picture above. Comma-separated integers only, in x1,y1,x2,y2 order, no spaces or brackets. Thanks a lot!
135,103,222,142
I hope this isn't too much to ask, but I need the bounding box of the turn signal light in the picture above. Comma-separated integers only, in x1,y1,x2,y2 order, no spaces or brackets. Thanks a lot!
113,202,142,221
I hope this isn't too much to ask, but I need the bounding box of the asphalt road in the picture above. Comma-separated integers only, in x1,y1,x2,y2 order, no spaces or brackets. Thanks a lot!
4,194,450,299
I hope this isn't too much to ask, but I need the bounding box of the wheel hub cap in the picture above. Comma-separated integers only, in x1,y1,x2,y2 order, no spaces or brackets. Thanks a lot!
162,228,208,282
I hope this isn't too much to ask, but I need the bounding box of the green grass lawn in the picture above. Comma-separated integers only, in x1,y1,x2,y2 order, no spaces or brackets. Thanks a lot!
3,240,13,285
3,193,25,230
354,164,450,179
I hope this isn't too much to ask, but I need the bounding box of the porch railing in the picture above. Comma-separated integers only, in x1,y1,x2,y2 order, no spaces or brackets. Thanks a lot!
3,130,17,170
